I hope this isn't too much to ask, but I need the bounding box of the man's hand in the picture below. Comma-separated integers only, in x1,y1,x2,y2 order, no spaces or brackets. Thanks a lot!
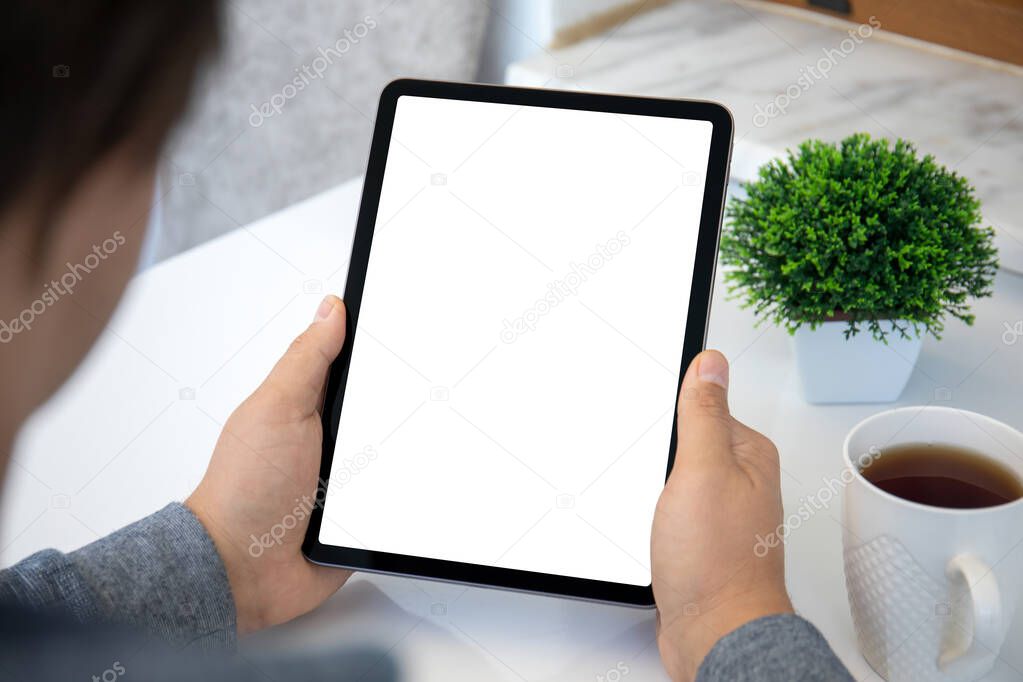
186,295,350,634
652,350,793,681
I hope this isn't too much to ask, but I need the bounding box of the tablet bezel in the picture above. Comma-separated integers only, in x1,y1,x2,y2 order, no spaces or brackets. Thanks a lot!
303,78,733,606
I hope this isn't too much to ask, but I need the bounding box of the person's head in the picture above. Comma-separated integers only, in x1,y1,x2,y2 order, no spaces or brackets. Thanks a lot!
0,1,221,437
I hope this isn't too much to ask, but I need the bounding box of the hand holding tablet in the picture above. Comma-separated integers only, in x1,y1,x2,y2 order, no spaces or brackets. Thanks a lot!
652,351,793,678
303,79,733,605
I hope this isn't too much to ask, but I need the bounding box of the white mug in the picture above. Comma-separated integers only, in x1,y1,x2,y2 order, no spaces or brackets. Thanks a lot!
842,406,1023,682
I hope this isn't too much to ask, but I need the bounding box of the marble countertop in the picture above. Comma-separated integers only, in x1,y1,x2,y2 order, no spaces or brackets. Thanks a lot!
505,0,1023,272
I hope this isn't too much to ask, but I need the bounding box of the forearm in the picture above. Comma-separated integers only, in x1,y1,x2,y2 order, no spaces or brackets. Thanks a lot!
695,614,853,682
0,503,237,650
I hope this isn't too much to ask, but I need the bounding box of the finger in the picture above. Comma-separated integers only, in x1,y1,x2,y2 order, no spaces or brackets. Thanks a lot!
674,350,733,469
261,295,346,417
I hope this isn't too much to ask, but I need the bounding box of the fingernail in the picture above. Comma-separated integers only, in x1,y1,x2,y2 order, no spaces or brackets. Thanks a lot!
314,296,335,321
698,351,728,389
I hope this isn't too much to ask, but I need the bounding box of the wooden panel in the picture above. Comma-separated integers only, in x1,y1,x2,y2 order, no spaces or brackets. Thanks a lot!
764,0,1023,66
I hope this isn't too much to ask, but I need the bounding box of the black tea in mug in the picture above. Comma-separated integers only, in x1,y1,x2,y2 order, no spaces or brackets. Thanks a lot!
861,443,1023,509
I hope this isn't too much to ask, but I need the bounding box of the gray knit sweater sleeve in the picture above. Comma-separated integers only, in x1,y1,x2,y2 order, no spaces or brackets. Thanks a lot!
0,502,236,650
696,614,853,681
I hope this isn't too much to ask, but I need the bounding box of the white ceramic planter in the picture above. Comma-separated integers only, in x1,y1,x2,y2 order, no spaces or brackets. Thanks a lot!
792,320,922,404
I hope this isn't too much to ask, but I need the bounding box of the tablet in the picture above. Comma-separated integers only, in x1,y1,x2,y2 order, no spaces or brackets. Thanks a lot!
303,79,732,606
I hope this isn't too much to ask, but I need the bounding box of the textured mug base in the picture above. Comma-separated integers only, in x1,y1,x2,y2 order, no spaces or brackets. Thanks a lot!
844,534,994,682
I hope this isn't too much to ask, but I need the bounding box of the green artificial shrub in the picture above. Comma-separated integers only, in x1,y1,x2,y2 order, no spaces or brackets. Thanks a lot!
721,133,998,341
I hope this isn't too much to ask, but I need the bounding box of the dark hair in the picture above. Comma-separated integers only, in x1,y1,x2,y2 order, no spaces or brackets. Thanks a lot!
1,0,222,222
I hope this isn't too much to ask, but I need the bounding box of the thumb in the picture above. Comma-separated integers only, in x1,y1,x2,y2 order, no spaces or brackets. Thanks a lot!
261,295,346,417
674,350,733,468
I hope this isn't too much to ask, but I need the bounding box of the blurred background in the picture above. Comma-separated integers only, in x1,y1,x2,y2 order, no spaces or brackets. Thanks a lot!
148,0,1018,271
148,0,589,262
146,0,1023,269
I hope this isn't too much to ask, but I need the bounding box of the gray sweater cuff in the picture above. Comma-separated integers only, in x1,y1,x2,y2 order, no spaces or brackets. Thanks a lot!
68,502,237,650
696,614,853,682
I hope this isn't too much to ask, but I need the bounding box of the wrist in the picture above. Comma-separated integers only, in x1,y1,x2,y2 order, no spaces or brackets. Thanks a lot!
185,492,267,635
658,591,793,681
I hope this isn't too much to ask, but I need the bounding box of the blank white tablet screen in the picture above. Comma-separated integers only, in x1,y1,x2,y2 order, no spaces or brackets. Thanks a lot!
319,95,714,586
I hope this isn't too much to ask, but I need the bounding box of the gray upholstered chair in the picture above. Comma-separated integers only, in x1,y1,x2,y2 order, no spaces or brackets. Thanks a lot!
151,0,489,261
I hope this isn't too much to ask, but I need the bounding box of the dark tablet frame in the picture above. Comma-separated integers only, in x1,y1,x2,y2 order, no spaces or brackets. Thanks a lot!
303,78,733,607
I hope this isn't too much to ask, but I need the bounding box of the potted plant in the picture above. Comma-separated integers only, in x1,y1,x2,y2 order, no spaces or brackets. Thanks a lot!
720,134,998,404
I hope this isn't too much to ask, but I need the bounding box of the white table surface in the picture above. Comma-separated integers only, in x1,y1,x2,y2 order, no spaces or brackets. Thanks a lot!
4,174,1023,680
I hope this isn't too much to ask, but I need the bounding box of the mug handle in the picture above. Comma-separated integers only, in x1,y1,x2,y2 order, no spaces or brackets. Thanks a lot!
939,553,1002,674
